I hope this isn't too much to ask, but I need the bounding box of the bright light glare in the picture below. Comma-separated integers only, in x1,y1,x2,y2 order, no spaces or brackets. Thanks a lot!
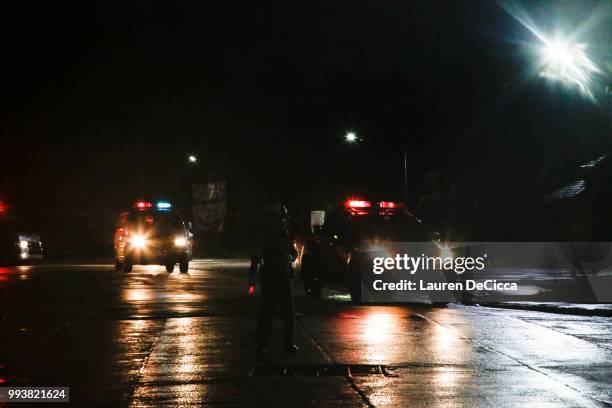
188,155,197,163
498,2,604,100
345,132,358,143
131,235,147,249
538,36,601,97
435,242,454,259
439,245,454,260
174,237,187,247
19,240,28,249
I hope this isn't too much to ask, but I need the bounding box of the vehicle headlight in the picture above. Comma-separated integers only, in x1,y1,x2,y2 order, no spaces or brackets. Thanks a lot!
19,240,29,249
174,237,187,247
130,235,147,248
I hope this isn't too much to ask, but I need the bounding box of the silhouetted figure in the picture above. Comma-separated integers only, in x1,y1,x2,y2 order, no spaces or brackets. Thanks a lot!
249,204,299,354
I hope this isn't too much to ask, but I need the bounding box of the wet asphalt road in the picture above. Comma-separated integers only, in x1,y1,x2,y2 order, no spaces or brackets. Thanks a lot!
1,260,612,407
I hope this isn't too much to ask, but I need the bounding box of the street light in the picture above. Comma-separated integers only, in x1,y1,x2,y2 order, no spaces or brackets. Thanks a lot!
537,34,601,98
188,155,197,163
345,131,358,143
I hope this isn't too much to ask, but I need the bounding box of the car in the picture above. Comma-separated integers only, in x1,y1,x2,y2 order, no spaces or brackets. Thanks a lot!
0,212,44,264
114,200,193,273
294,197,444,302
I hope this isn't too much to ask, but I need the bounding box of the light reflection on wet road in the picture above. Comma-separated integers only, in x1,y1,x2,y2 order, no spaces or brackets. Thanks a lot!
0,260,611,407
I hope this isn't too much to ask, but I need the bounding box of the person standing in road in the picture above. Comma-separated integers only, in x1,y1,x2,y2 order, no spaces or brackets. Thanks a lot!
249,203,299,354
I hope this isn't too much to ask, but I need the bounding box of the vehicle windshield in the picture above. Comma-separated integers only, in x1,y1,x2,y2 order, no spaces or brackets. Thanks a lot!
128,211,184,235
348,214,429,241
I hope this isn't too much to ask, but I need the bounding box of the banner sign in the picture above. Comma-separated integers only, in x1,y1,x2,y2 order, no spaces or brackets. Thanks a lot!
357,242,612,303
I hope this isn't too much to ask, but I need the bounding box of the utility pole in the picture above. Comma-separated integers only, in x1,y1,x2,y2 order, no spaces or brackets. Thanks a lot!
403,147,408,205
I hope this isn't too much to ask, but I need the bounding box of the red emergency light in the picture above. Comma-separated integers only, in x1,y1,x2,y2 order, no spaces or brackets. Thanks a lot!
134,201,153,210
378,201,404,209
345,199,372,209
344,198,372,215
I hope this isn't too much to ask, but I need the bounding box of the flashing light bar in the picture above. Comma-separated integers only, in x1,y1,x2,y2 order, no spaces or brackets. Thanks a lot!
379,201,403,209
156,201,172,210
345,199,372,209
134,201,153,210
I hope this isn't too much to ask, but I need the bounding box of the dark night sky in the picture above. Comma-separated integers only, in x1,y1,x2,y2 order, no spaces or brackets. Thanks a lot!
1,1,610,242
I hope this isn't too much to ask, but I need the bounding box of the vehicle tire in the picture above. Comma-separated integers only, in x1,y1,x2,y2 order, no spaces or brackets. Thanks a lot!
123,260,133,273
301,255,322,299
166,262,175,273
179,261,189,273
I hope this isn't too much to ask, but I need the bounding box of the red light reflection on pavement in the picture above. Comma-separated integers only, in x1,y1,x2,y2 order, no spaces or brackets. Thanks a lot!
0,268,11,281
